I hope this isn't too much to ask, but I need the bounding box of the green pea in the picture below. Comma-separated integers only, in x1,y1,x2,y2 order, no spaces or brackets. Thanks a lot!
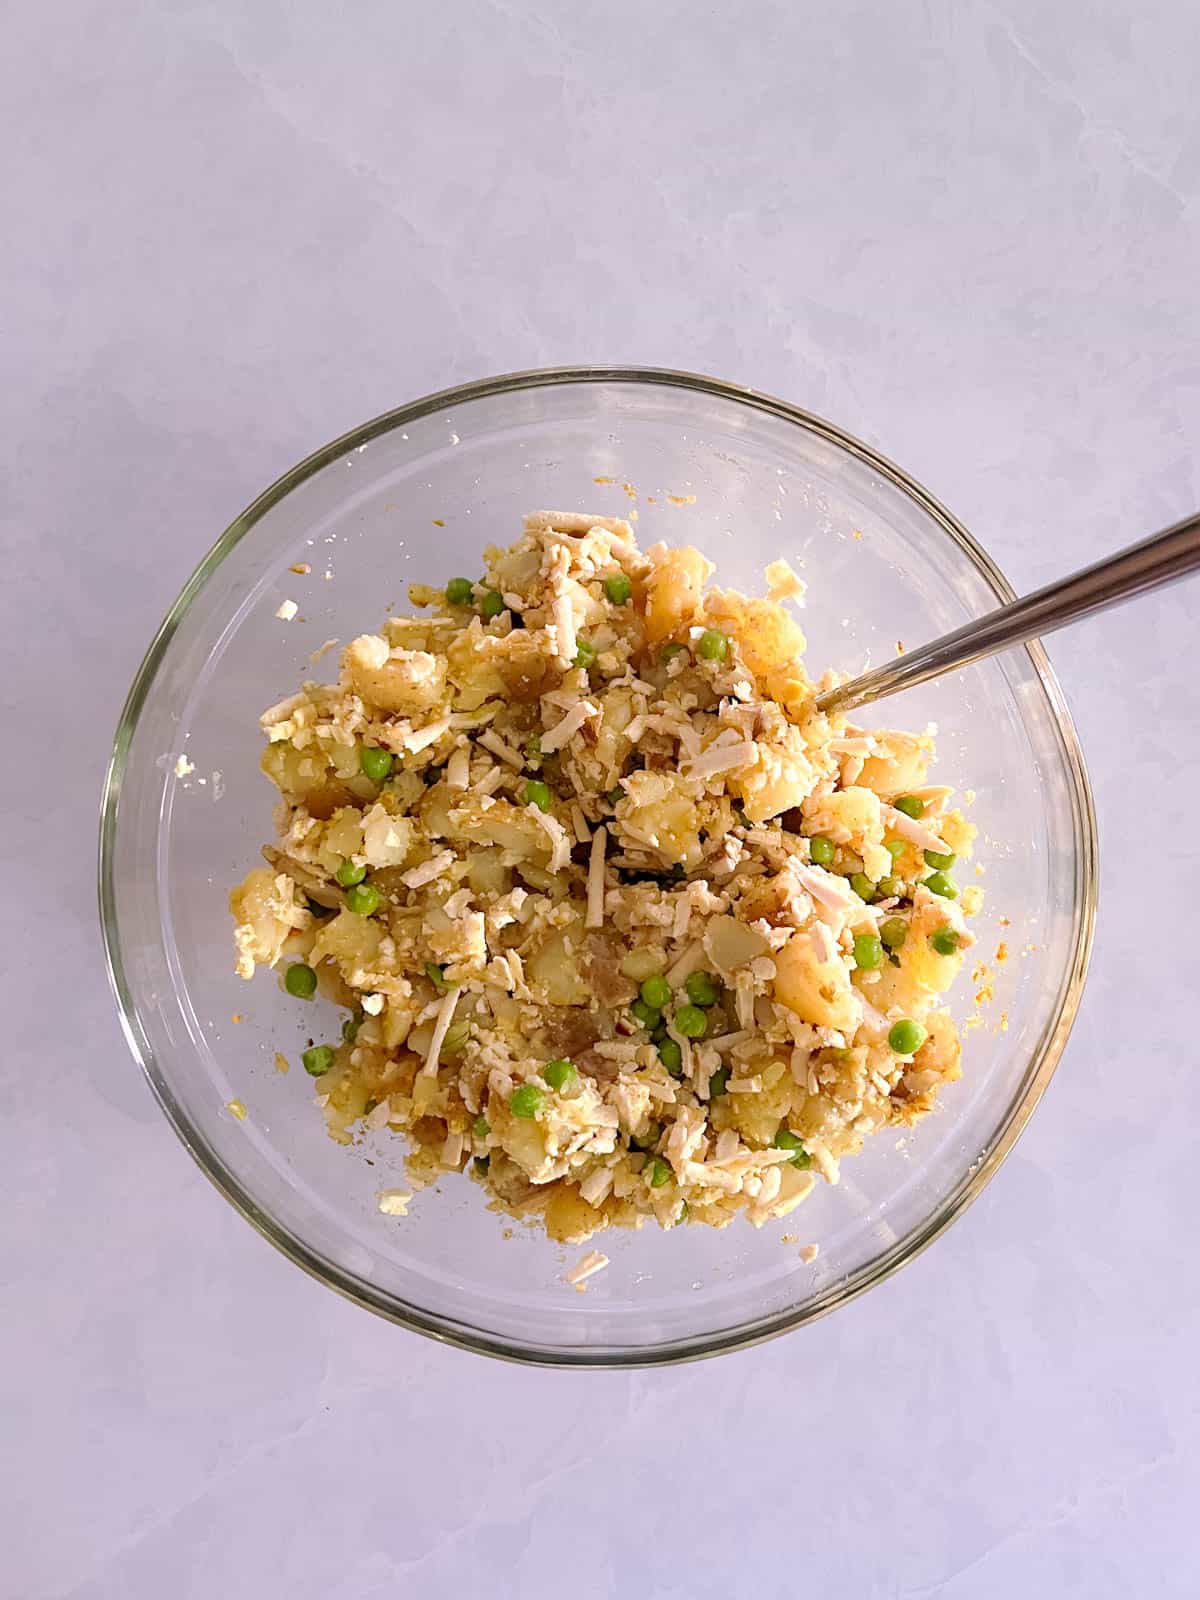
302,1044,334,1077
359,746,394,783
523,778,552,812
284,962,317,998
924,848,956,870
425,962,450,991
772,1128,813,1170
809,835,836,867
640,975,672,1010
884,837,907,861
709,1066,730,1097
924,871,959,899
510,1084,544,1119
604,572,632,605
697,628,728,661
473,1115,490,1138
888,1019,927,1055
341,1014,360,1042
659,642,688,664
445,577,474,606
630,998,661,1030
543,1058,577,1091
894,795,925,819
658,1038,683,1076
345,883,381,916
929,928,960,956
852,934,885,970
647,1156,671,1188
876,875,904,899
479,589,505,620
675,1004,707,1039
849,872,877,902
606,786,626,806
573,637,597,669
879,917,909,950
685,970,719,1007
335,858,367,887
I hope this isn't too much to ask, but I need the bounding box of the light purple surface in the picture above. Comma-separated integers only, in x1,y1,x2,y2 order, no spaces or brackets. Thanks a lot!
4,3,1199,1595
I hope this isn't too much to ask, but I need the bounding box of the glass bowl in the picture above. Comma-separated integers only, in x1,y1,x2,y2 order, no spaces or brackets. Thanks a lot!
100,367,1096,1366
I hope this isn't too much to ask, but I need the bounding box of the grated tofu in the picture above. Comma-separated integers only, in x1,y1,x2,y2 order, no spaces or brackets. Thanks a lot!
586,826,608,928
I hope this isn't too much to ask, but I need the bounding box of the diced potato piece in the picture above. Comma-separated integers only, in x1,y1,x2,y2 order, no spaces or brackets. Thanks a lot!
593,685,638,776
544,1184,607,1244
803,786,889,879
913,1009,961,1085
309,909,384,970
261,741,358,818
620,946,666,982
856,729,933,799
725,1059,794,1145
773,929,861,1032
526,928,590,1006
229,868,307,979
360,801,414,869
343,634,447,715
321,808,365,868
704,590,806,682
702,914,770,978
444,632,510,708
642,545,713,643
899,900,965,994
615,770,701,865
730,726,817,823
497,1106,551,1179
467,847,512,897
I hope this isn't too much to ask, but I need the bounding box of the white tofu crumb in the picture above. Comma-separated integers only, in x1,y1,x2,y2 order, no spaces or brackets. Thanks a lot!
565,1250,610,1287
377,1189,413,1216
174,754,194,778
275,599,299,621
361,992,384,1015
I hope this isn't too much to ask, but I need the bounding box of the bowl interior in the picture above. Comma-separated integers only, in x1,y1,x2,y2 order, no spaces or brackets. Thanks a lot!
103,372,1093,1363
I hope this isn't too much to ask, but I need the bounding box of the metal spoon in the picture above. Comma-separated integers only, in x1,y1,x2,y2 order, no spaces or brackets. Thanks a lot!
814,510,1200,717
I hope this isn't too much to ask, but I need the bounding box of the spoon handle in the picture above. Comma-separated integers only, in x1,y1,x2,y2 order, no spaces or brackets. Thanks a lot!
815,510,1200,717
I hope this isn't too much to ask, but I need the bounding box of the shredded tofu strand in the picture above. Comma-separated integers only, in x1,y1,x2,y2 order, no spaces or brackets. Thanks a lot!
667,941,705,984
528,804,571,872
403,716,451,753
446,746,470,789
586,826,607,928
479,729,523,768
540,699,599,753
881,803,952,856
552,593,577,665
421,989,459,1077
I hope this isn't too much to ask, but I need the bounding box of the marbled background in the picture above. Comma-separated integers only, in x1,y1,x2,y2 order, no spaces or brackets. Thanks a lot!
5,3,1199,1595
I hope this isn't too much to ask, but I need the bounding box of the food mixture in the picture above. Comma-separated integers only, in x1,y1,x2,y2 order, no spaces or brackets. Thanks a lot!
230,510,980,1244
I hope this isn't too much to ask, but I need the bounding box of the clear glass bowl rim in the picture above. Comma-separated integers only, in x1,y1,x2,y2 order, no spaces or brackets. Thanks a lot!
98,365,1098,1367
